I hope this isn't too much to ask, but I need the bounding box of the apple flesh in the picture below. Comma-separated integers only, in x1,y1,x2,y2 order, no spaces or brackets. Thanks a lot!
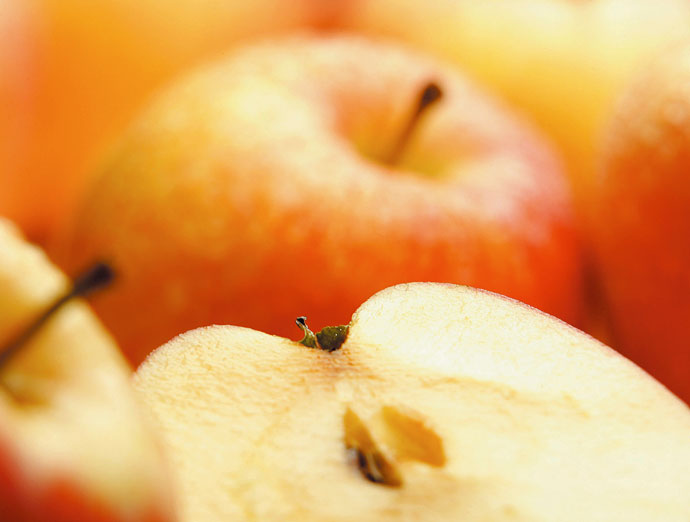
57,36,582,366
0,218,174,521
134,282,690,521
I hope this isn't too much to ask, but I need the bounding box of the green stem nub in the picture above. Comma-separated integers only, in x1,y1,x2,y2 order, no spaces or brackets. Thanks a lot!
296,316,349,352
0,262,115,368
296,316,317,348
386,80,444,166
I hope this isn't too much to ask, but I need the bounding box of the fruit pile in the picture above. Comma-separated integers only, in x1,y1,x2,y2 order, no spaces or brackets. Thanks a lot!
1,1,689,520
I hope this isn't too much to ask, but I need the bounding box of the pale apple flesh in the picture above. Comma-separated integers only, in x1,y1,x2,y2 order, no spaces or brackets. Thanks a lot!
134,282,690,521
0,218,174,521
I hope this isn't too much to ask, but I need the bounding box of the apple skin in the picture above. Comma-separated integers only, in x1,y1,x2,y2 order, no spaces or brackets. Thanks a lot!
0,0,36,223
0,0,336,242
593,44,690,404
0,218,175,522
133,282,690,521
56,36,583,366
339,0,690,212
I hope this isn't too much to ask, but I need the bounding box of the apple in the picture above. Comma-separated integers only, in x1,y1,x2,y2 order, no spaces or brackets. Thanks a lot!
0,0,337,242
0,0,36,222
339,0,690,213
56,36,582,366
0,218,174,521
133,282,690,521
593,43,690,404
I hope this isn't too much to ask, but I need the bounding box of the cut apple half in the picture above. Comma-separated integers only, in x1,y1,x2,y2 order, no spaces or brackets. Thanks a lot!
0,218,174,521
134,282,690,521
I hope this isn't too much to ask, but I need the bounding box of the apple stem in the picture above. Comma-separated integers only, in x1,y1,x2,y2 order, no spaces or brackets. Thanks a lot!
296,316,349,352
0,262,115,369
385,81,444,166
296,316,318,348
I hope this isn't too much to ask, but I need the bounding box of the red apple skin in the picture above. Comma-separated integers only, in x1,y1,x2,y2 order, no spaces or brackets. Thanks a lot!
594,43,690,404
56,36,583,366
0,0,36,222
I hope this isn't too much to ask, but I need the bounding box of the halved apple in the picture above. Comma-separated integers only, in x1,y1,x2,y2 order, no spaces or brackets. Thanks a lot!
134,282,690,521
0,218,174,521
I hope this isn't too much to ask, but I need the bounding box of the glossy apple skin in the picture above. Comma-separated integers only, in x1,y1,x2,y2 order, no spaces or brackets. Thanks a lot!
594,45,690,404
56,36,582,366
0,0,335,242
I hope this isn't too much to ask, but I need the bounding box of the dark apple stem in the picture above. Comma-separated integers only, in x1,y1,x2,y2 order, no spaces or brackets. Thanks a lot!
385,81,444,166
0,262,115,369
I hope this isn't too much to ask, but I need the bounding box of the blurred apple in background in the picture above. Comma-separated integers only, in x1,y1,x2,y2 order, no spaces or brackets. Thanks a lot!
0,218,173,521
594,44,690,404
340,0,690,213
134,282,690,521
0,0,36,222
56,36,582,366
338,0,690,345
0,0,336,242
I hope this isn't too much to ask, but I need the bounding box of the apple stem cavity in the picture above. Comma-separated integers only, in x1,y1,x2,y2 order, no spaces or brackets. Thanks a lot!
0,262,115,369
296,316,349,352
385,80,444,166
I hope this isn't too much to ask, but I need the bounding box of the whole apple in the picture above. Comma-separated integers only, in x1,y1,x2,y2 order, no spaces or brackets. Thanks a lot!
594,43,690,403
1,0,336,242
56,36,582,366
0,218,173,521
134,282,690,521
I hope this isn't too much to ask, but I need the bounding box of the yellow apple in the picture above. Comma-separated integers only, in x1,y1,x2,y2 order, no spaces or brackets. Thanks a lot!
56,35,582,366
134,282,690,521
0,218,174,521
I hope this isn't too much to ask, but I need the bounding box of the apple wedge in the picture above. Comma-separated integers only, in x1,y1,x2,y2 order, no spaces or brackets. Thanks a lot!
134,282,690,521
0,218,174,521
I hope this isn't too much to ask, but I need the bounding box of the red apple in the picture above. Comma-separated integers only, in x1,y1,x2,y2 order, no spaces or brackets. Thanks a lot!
594,43,690,403
133,282,690,520
56,36,582,366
